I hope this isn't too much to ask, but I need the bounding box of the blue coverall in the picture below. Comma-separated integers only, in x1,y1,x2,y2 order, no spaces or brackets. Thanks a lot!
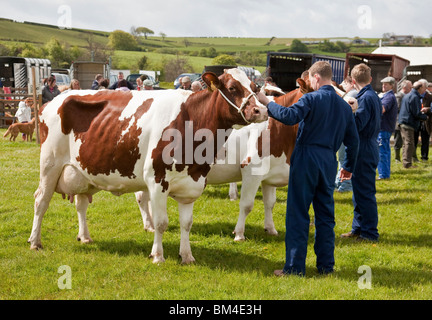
350,84,382,241
267,85,359,275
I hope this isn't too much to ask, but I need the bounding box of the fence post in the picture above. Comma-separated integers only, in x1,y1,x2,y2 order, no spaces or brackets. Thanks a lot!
31,67,40,144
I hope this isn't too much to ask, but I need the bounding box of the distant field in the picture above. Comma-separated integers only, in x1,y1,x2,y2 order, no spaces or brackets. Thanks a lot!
0,18,109,47
0,18,377,80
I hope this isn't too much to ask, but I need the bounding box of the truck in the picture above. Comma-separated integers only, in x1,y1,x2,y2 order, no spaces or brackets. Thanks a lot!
344,53,410,92
266,52,346,92
0,56,51,94
69,61,110,89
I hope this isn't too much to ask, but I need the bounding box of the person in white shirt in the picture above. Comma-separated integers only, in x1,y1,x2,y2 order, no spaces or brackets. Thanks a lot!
15,97,33,140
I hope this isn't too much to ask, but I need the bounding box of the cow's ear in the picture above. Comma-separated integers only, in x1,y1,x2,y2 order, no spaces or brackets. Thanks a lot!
202,72,221,92
297,78,306,90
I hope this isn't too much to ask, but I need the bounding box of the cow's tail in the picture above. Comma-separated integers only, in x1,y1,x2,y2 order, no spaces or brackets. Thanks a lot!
3,127,11,138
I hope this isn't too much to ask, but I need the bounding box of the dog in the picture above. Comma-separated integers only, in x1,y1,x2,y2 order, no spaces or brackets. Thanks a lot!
3,118,36,142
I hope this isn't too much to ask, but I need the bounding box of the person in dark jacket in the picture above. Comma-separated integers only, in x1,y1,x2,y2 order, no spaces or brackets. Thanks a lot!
257,61,359,276
91,74,103,90
42,75,61,104
341,63,381,242
398,81,428,168
377,76,398,179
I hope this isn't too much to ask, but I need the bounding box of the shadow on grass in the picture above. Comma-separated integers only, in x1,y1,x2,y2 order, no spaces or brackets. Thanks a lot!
203,184,287,204
74,235,281,277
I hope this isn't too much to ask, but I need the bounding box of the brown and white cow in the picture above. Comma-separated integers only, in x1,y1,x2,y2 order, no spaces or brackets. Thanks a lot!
28,69,267,264
136,78,313,241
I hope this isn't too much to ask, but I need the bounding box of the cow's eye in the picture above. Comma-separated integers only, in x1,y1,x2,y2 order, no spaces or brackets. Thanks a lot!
228,86,236,92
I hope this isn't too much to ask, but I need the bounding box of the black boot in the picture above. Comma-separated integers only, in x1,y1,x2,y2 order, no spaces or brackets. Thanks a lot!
395,149,401,162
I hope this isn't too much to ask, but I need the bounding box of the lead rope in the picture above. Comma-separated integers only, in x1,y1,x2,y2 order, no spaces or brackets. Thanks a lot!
217,89,256,124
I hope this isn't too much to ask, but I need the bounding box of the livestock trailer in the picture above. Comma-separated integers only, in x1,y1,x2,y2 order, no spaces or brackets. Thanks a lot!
0,56,51,94
344,53,410,92
403,64,432,83
266,52,346,92
70,61,110,89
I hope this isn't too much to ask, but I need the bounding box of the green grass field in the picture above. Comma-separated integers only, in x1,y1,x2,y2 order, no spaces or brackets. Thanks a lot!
0,129,431,300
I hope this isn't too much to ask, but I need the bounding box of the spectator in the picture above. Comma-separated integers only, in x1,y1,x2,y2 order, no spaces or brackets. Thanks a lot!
414,79,431,161
91,74,103,90
180,76,192,90
394,80,412,162
377,76,398,180
191,81,202,93
70,79,81,90
335,76,358,192
136,77,143,91
398,80,428,168
143,79,154,90
109,72,134,90
115,79,130,91
341,63,381,242
97,78,110,90
257,61,359,276
15,98,33,140
61,79,81,94
423,83,432,154
42,75,61,104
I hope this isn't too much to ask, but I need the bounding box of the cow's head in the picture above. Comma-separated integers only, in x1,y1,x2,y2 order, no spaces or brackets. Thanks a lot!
297,72,314,94
201,69,268,126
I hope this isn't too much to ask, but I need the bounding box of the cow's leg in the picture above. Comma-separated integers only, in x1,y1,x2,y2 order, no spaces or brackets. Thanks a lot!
262,183,278,236
228,182,239,201
28,161,63,250
149,193,169,264
178,201,195,264
233,177,261,241
135,191,155,232
75,194,93,243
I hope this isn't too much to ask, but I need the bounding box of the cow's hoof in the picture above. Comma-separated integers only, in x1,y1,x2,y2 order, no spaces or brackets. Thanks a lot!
30,243,43,250
144,225,155,233
264,228,278,236
233,232,246,242
77,236,93,244
149,254,165,264
180,255,195,265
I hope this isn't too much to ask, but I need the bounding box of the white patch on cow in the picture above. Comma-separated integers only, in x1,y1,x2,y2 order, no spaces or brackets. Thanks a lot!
226,69,266,111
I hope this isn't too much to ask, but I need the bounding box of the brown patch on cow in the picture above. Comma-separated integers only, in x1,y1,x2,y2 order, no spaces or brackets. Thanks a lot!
39,120,48,145
152,71,265,193
57,91,153,178
258,89,303,164
151,89,235,192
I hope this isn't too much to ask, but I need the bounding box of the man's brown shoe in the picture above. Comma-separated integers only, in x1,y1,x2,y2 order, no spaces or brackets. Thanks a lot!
340,232,359,238
274,270,287,277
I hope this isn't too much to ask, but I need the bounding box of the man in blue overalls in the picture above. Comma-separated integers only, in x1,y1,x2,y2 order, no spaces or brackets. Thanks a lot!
257,61,359,276
340,63,381,242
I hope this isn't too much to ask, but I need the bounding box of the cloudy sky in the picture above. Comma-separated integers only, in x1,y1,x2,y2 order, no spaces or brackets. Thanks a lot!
1,0,430,38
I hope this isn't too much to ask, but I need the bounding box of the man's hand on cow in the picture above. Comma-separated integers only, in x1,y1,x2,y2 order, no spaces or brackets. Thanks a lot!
257,91,271,106
339,168,352,182
345,97,358,113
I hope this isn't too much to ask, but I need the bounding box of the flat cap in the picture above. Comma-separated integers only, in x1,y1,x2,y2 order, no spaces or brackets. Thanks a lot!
381,76,395,84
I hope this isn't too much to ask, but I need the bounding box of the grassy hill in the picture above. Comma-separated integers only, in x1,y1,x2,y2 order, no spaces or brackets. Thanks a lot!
0,18,109,47
0,17,379,81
